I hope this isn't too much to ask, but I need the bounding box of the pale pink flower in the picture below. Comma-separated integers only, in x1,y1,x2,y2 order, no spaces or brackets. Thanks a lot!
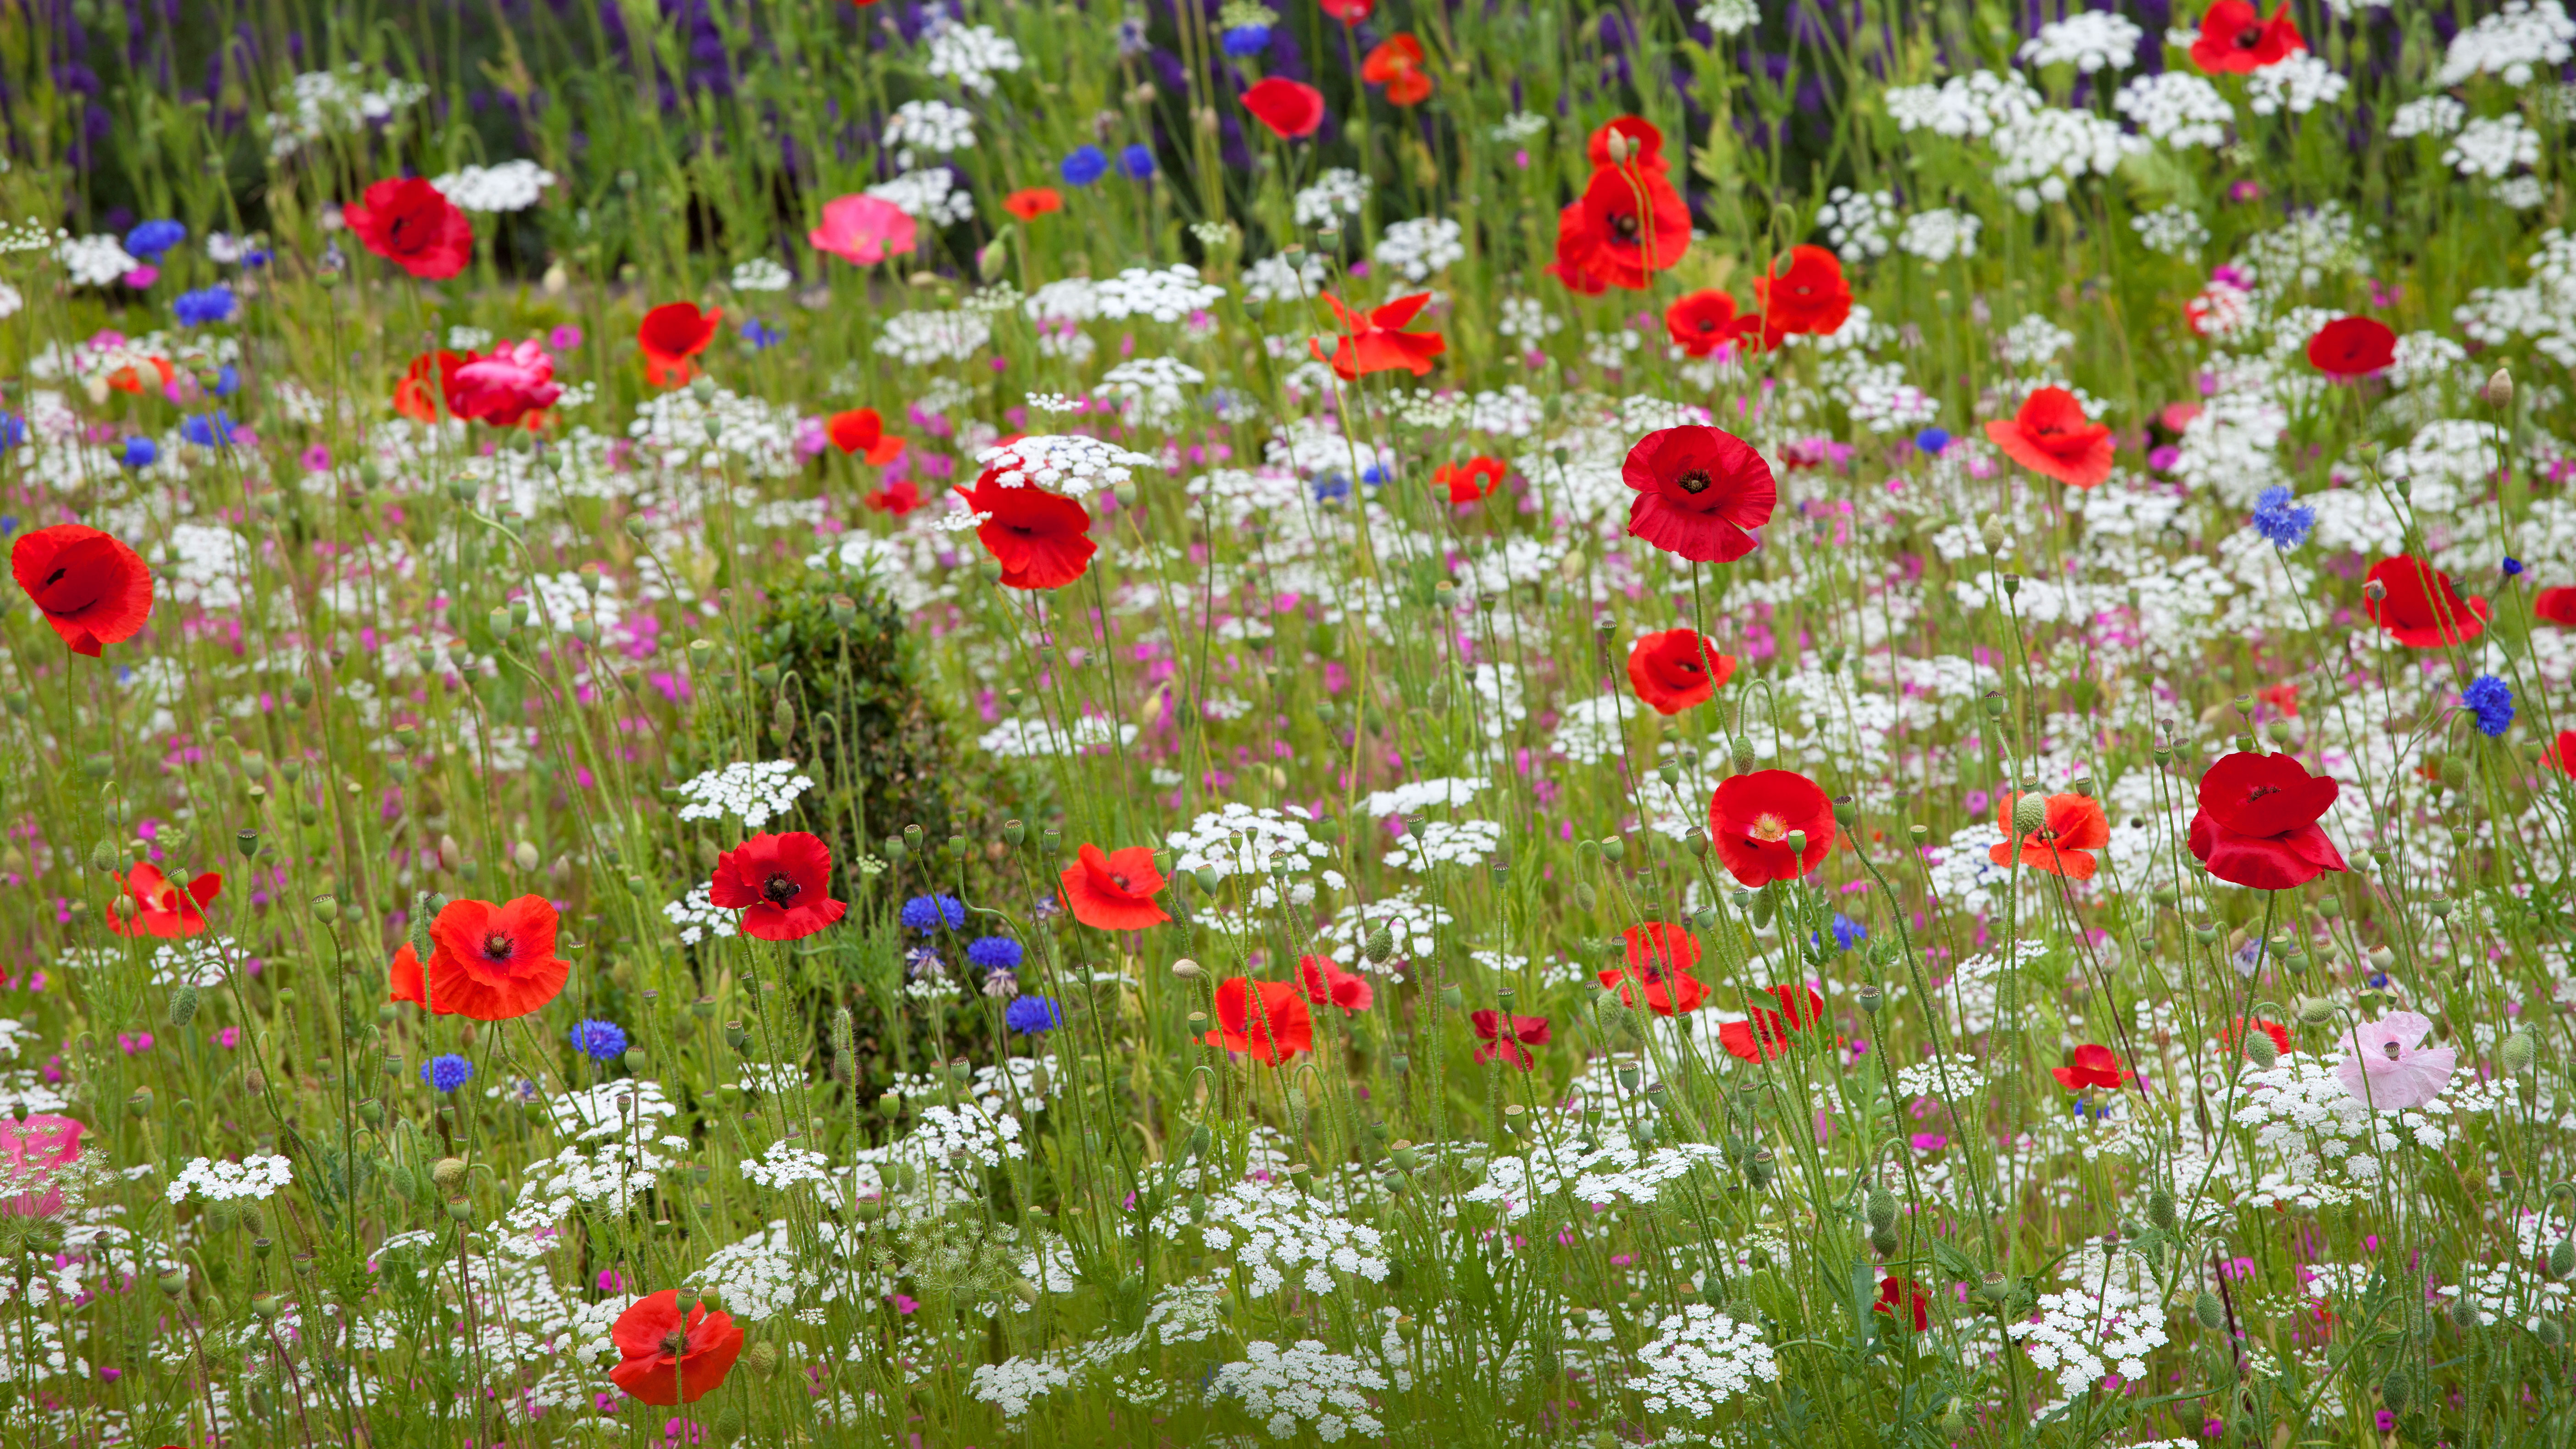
807,194,916,266
0,1114,86,1216
448,340,563,428
2334,1010,2455,1110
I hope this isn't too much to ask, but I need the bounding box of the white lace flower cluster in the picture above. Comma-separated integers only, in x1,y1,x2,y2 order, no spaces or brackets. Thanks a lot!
431,161,556,213
1388,818,1502,871
167,1155,294,1204
149,936,241,989
971,1356,1075,1419
730,257,793,292
883,99,976,167
2437,0,2576,88
1817,187,1895,259
974,433,1159,496
742,1140,833,1190
628,385,805,478
872,309,993,365
1242,252,1325,305
1209,1340,1387,1442
2446,114,2540,178
2011,1289,2169,1390
1696,0,1758,35
867,167,974,227
1161,1178,1390,1296
1636,1307,1779,1418
2131,202,2210,258
56,235,139,288
2245,54,2349,117
1093,264,1226,322
662,882,741,947
1886,69,2042,140
1897,208,1981,262
925,21,1023,94
2018,10,2142,72
548,1080,680,1144
1374,217,1465,280
976,715,1139,757
672,759,815,828
2388,95,2467,139
2115,72,2233,149
1999,314,2075,368
1292,168,1371,229
1166,801,1333,881
1099,357,1206,426
265,64,430,158
1991,105,2147,211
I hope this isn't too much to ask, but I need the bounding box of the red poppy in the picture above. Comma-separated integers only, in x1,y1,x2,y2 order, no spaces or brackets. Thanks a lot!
425,895,571,1022
1318,0,1372,21
709,831,847,942
1310,292,1446,379
1665,290,1759,357
2305,316,2396,379
638,302,721,389
1552,166,1691,293
865,480,923,516
1471,1010,1552,1068
1752,245,1852,343
1708,769,1836,886
2050,1043,2132,1091
1295,955,1374,1015
1241,77,1327,140
1586,115,1669,173
1432,455,1507,505
1875,1275,1931,1331
1988,791,2111,880
1621,425,1777,563
966,472,1096,590
105,355,174,394
1360,34,1432,106
393,350,465,423
2190,1,2304,75
11,525,153,658
2543,731,2576,777
1002,188,1063,222
1598,922,1708,1016
1984,386,2115,490
1060,844,1169,931
104,862,219,938
2364,555,2488,647
1202,977,1313,1062
609,1290,744,1405
387,941,451,1013
342,177,475,280
2222,1017,2293,1056
827,407,905,465
2187,750,2348,891
1627,628,1736,715
2536,586,2576,625
446,341,562,429
1718,983,1826,1063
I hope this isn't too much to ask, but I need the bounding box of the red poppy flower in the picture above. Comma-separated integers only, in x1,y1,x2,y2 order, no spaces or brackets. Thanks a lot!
828,407,905,465
1627,628,1736,715
446,341,562,429
1241,77,1327,140
2536,586,2576,625
1586,115,1669,172
1988,791,2111,880
1552,166,1691,293
1718,983,1826,1062
1295,955,1374,1015
1598,922,1708,1016
638,302,721,389
2543,730,2576,777
1202,977,1313,1062
104,862,219,938
2306,316,2396,379
1060,844,1169,931
342,177,474,280
1309,292,1446,379
866,480,923,516
1432,455,1506,505
1664,290,1758,357
387,941,452,1013
2050,1043,2132,1091
1984,386,2115,490
1471,1010,1552,1068
1318,0,1372,21
1002,187,1064,222
1876,1275,1931,1331
105,355,174,394
709,831,847,942
2190,1,2304,75
425,895,571,1022
2222,1017,2293,1056
11,525,153,658
1360,34,1432,106
1752,245,1852,343
2365,555,2487,647
1621,425,1777,563
2187,750,2348,891
393,350,465,423
609,1290,744,1405
966,472,1096,590
1708,769,1836,886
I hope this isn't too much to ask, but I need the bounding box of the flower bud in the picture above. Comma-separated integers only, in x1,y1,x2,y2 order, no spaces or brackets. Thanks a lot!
2481,367,2513,408
2243,1032,2278,1070
2551,1236,2574,1280
2298,996,2338,1026
2499,1029,2536,1075
431,1157,469,1191
1865,1187,1898,1231
2194,1291,2225,1331
1979,513,2008,554
167,984,200,1027
2149,1187,2178,1231
1729,737,1755,773
2010,793,2046,836
1365,927,1395,963
1170,958,1203,980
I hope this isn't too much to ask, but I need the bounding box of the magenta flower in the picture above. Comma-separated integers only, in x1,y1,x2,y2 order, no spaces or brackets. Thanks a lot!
807,194,916,266
2334,1010,2455,1110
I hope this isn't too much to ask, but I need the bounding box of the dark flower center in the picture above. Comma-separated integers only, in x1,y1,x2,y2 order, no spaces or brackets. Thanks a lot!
2382,1041,2402,1061
763,872,802,905
1608,212,1640,244
2233,23,2264,48
661,1330,689,1356
483,933,515,961
1675,468,1714,495
1108,872,1131,892
2243,783,2282,803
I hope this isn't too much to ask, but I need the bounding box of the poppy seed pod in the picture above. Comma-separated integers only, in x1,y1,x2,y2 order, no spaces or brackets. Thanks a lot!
1856,983,1883,1014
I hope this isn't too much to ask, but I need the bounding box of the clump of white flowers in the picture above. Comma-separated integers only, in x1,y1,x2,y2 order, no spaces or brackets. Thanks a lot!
1897,208,1982,262
2437,0,2576,88
924,21,1023,94
2018,9,2143,72
2115,72,2233,149
1091,264,1226,322
974,433,1160,496
672,759,815,829
167,1155,294,1204
1374,217,1466,280
1636,1307,1780,1417
430,160,556,213
1209,1340,1387,1442
1816,187,1895,259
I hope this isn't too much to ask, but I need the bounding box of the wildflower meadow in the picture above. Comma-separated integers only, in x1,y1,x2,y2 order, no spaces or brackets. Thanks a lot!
6,0,2576,1446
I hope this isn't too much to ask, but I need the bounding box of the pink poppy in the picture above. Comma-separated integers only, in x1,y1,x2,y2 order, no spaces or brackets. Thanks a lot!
807,194,917,266
2333,1010,2455,1110
0,1115,86,1216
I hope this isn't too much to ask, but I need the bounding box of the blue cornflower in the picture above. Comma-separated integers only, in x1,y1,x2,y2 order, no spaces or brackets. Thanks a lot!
0,416,26,452
180,412,236,447
173,284,237,327
2464,674,2515,738
742,317,783,350
1219,24,1272,56
421,1053,474,1094
119,437,157,469
568,1019,629,1063
212,364,240,397
1060,145,1110,187
1004,995,1066,1034
2250,485,2315,550
1913,426,1951,455
1358,461,1389,487
1830,913,1868,951
2504,556,2526,577
1313,472,1351,503
124,218,187,261
1118,144,1157,180
899,892,966,935
966,936,1025,971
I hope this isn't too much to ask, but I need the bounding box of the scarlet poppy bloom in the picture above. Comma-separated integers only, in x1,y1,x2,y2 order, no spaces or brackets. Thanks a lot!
2190,1,2304,74
1988,791,2111,880
827,407,905,465
105,862,220,939
1295,955,1374,1015
1627,628,1735,715
1586,115,1669,172
2536,586,2576,625
807,194,916,266
1318,0,1372,21
342,177,474,280
1875,1276,1931,1331
1598,922,1709,1016
638,302,721,389
1719,983,1826,1063
425,895,571,1021
2051,1043,2132,1091
386,941,453,1013
1708,769,1836,886
609,1290,744,1405
866,480,923,516
1552,166,1691,293
1002,188,1064,222
447,341,562,429
1432,455,1507,505
966,472,1096,589
2222,1017,2293,1056
1309,292,1446,379
1202,977,1313,1063
1241,77,1327,140
1664,290,1758,357
393,350,465,423
1060,844,1170,931
2306,316,2396,379
1360,34,1432,105
1984,386,2116,490
11,525,154,658
2187,750,2348,891
1471,1010,1552,1068
709,831,847,942
2365,555,2487,647
1621,425,1777,564
105,355,174,394
2544,730,2576,777
1752,245,1852,343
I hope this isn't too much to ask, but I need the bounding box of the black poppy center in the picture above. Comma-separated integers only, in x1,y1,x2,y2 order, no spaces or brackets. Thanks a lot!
1609,212,1641,243
2243,783,2282,803
661,1330,689,1357
2381,1041,2402,1061
762,872,802,905
483,933,515,961
1675,468,1714,495
2233,24,2264,48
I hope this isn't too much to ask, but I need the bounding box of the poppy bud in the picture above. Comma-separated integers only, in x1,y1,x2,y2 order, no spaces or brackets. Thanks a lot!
432,1157,468,1191
2551,1236,2574,1280
2149,1186,2178,1230
1749,889,1775,929
1865,1186,1897,1230
512,840,540,872
2010,794,2046,836
745,1340,780,1379
2499,1029,2536,1075
1365,927,1394,963
1979,513,2007,554
87,838,119,873
1939,1399,1968,1436
244,1069,266,1095
2439,755,2470,792
1730,737,1755,773
168,984,200,1027
2481,368,2513,408
2538,1317,2565,1347
2243,1032,2278,1069
1869,1226,1899,1257
2449,1294,2480,1331
1170,958,1203,980
2194,1291,2225,1331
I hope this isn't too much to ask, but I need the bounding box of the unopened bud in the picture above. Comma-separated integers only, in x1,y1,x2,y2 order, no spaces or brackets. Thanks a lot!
2499,1029,2536,1075
2149,1187,2178,1231
2481,368,2513,408
1979,513,2008,554
2298,997,2338,1026
2244,1032,2278,1069
1729,737,1755,773
2010,793,2046,836
1865,1187,1898,1231
431,1157,469,1191
167,984,200,1027
2194,1291,2225,1331
1365,927,1395,963
1170,958,1203,980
